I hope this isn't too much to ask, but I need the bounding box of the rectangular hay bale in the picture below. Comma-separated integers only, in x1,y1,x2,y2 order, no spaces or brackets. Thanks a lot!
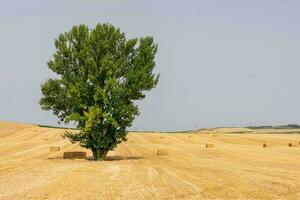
63,151,86,159
288,143,294,147
49,146,60,151
206,144,214,148
263,143,267,148
157,149,169,156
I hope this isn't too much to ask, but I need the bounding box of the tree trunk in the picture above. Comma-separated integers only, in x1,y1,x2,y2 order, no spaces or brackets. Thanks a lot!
91,148,108,161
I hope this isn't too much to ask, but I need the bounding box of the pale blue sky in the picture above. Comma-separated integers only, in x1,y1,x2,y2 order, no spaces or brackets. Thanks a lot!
0,0,300,131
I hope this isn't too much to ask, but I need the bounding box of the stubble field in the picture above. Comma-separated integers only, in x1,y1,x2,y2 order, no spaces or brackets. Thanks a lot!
1,121,300,200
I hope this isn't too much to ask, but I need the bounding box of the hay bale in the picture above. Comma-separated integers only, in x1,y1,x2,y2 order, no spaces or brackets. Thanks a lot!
157,149,169,156
49,146,60,151
288,143,294,147
188,135,193,139
63,151,86,159
206,144,214,148
263,143,267,148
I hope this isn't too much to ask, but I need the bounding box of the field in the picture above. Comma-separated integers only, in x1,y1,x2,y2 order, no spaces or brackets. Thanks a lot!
1,121,300,199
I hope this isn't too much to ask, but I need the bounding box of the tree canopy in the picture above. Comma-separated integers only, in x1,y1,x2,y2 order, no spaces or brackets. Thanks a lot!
40,23,159,160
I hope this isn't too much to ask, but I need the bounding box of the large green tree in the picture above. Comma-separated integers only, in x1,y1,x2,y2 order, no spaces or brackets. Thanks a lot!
40,23,159,160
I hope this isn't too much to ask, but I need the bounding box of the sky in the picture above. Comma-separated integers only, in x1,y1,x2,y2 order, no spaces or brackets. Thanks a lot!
0,0,300,131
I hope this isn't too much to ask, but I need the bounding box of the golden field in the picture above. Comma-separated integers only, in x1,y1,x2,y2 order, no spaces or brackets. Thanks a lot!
0,121,300,200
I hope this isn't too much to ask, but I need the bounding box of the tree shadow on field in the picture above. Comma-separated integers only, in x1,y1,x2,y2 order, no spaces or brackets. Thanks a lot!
86,155,144,161
47,155,143,161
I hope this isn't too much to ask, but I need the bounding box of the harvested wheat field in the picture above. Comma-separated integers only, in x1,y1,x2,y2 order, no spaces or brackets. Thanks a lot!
1,122,300,199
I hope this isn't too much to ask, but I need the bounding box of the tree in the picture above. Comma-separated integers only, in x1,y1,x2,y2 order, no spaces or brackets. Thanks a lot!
40,23,159,160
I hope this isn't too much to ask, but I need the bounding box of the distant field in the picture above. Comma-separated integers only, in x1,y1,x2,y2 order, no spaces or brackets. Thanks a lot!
0,121,300,199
